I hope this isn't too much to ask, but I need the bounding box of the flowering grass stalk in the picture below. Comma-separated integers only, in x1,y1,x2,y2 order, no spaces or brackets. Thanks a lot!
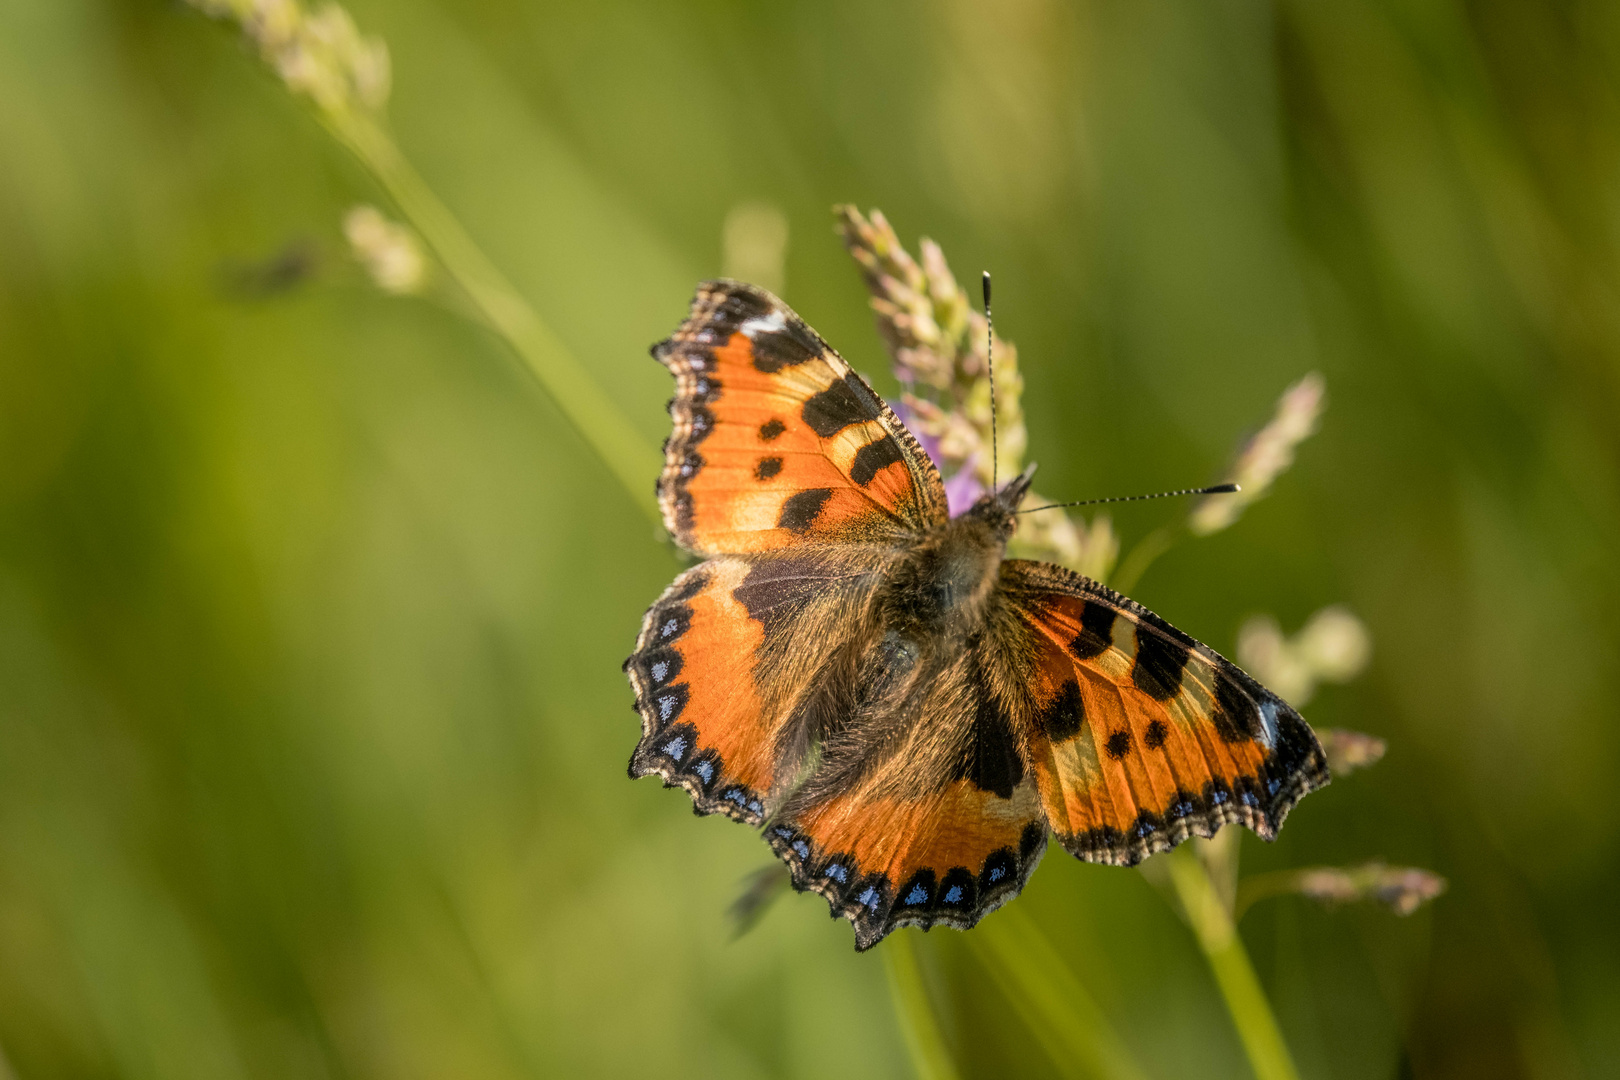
837,207,1118,580
1188,373,1326,537
189,0,661,524
1113,372,1326,594
1236,862,1448,920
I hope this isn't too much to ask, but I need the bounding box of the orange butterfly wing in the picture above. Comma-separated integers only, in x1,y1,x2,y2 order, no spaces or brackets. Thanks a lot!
768,782,1047,951
626,550,894,826
654,280,947,555
628,548,1051,951
1000,560,1330,865
764,644,1050,950
626,561,775,824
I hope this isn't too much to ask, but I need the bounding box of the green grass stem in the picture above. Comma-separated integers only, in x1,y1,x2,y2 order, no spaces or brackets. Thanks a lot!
1165,846,1300,1080
325,108,663,525
969,906,1150,1080
1108,525,1176,595
884,932,962,1080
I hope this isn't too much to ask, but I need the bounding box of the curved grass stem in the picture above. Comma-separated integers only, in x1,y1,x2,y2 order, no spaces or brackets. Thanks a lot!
969,906,1150,1080
884,932,961,1080
1108,524,1177,594
324,108,662,525
1165,846,1301,1080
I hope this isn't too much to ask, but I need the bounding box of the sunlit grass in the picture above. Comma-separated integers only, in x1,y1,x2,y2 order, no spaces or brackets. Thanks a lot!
176,7,1449,1080
10,0,1598,1074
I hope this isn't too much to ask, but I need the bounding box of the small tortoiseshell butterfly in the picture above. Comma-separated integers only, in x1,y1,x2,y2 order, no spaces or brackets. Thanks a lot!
625,281,1329,950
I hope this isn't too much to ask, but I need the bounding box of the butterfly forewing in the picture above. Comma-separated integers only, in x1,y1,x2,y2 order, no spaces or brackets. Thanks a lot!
654,280,947,555
1000,560,1330,865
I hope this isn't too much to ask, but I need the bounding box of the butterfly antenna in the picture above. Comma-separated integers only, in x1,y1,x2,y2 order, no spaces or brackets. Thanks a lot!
1015,483,1241,514
982,271,997,492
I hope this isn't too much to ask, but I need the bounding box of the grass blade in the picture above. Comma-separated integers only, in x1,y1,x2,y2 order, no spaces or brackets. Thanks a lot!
969,906,1150,1080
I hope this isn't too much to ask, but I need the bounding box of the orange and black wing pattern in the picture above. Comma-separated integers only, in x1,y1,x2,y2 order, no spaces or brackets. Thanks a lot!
766,782,1047,951
626,561,777,825
625,549,893,827
653,280,947,555
1000,560,1329,866
764,643,1049,950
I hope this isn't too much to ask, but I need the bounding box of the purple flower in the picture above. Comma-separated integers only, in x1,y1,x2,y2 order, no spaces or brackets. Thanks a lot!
897,401,983,517
942,456,985,518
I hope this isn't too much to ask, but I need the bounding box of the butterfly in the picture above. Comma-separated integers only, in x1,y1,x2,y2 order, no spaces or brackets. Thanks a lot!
625,280,1329,950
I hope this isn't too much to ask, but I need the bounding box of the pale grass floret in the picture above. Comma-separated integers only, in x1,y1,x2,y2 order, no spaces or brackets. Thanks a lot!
1290,863,1448,916
1314,727,1388,776
1236,604,1372,707
187,0,390,115
1189,372,1326,536
343,205,428,295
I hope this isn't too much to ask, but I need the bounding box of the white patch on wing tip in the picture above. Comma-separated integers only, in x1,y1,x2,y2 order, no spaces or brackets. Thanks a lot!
1258,699,1280,749
740,312,787,338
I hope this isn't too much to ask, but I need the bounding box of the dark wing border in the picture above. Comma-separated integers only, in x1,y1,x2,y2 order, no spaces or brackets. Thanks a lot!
624,564,770,826
762,816,1048,951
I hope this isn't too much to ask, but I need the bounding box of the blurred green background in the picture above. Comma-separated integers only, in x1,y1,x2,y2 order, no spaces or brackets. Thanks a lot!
2,0,1618,1077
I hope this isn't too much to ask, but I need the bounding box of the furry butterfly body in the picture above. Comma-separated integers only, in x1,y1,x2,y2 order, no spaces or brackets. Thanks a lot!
626,281,1328,950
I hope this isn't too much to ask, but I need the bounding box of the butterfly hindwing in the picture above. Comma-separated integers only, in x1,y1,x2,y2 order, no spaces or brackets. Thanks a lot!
626,561,775,823
628,545,1043,950
768,636,1049,950
999,559,1330,866
654,281,948,555
626,548,898,825
767,786,1047,951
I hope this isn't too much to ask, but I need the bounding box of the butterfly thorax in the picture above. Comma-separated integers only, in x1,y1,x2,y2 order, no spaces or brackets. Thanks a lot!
878,516,1002,639
876,471,1032,643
